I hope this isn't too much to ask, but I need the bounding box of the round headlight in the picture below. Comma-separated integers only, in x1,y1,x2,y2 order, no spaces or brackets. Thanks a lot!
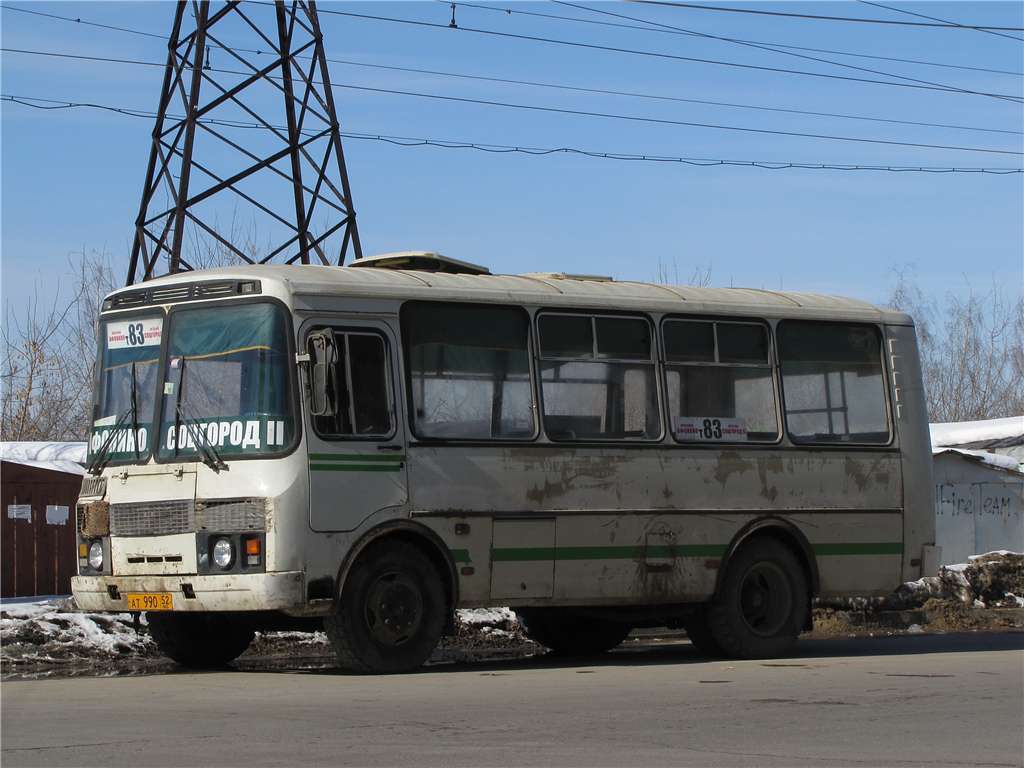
212,537,233,569
88,540,104,570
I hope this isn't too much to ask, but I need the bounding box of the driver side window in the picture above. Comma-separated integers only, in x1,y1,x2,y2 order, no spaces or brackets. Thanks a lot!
312,330,393,439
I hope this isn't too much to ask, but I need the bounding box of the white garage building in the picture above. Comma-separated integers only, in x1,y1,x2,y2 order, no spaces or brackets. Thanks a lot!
930,417,1024,565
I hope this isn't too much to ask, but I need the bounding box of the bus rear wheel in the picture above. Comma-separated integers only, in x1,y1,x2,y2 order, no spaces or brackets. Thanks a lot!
516,609,632,656
147,612,254,668
707,538,808,659
326,541,446,674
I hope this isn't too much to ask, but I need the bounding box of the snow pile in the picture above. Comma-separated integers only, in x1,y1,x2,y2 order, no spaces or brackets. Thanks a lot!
898,551,1024,608
1,597,155,669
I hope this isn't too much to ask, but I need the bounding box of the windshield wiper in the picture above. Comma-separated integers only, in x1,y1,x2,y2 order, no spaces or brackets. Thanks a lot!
173,357,227,472
87,362,140,476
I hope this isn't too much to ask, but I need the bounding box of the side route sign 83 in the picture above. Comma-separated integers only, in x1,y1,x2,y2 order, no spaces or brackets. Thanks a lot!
107,318,162,349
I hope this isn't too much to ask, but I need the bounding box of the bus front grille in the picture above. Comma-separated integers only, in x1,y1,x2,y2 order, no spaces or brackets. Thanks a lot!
196,499,267,532
110,500,194,536
108,498,267,536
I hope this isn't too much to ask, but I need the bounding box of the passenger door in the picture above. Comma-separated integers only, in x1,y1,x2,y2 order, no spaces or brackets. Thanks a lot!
305,320,407,532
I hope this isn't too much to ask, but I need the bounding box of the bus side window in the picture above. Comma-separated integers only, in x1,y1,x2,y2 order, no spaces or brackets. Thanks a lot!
538,313,661,441
401,302,536,440
662,319,778,443
778,322,890,445
313,331,392,438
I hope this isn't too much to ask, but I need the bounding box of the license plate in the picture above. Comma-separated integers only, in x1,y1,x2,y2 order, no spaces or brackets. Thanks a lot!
126,592,174,611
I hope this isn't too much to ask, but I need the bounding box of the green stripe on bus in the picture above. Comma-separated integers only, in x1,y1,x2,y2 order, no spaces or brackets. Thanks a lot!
450,548,471,564
813,542,903,556
492,544,728,562
489,542,901,562
309,463,402,472
308,453,406,462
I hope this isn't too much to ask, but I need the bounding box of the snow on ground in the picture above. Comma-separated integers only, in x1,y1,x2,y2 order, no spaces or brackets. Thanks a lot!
1,599,530,673
457,607,518,627
899,551,1024,608
1,597,154,668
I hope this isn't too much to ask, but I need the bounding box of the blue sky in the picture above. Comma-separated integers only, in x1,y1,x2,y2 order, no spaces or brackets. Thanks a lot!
2,1,1022,314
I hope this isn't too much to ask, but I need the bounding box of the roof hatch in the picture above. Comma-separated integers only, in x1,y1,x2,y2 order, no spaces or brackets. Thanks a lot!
348,251,491,275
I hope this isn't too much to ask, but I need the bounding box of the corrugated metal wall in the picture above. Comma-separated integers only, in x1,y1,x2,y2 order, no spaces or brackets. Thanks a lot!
1,461,81,597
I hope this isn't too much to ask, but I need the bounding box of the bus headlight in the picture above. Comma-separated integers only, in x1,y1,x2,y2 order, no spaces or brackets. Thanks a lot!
212,537,234,569
88,541,104,570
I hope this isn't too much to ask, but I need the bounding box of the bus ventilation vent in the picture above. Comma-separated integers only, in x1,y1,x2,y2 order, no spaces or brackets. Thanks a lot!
105,279,262,310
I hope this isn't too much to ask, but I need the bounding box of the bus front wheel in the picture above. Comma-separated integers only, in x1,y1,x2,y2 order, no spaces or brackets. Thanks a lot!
147,613,254,668
516,609,631,656
707,537,807,659
326,541,447,674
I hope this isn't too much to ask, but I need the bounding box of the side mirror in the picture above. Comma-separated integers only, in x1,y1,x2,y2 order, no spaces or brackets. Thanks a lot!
307,331,338,417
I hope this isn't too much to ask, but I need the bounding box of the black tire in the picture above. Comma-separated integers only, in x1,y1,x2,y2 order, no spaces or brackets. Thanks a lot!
325,541,447,674
707,538,808,659
682,608,725,658
147,612,254,668
516,609,631,656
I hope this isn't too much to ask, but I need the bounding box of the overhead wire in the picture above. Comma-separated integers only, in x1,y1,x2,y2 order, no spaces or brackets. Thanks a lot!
2,3,1019,135
444,1,1022,77
4,94,1020,174
632,2,1024,32
550,1,1021,104
301,5,1024,102
857,1,1024,43
3,46,1020,156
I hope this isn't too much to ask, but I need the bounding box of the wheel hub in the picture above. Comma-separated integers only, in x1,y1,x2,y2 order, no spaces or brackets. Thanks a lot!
739,562,792,638
365,572,423,646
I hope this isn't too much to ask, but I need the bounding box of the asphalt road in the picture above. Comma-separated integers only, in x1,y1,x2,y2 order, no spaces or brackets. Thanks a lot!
3,633,1022,768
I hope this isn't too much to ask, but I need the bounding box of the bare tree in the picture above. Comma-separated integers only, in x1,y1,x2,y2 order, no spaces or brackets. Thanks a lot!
655,256,713,287
1,250,118,442
890,270,1024,422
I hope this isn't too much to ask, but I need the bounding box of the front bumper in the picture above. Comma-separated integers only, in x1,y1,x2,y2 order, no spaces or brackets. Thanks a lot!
72,571,304,613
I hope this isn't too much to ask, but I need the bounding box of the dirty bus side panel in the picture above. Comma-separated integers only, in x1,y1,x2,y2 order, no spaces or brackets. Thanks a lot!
411,445,904,606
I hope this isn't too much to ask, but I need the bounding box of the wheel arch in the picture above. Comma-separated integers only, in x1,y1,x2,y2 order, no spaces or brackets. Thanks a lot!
335,520,459,631
717,516,820,599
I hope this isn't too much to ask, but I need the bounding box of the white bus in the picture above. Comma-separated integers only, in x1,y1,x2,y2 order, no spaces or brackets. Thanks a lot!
73,252,938,673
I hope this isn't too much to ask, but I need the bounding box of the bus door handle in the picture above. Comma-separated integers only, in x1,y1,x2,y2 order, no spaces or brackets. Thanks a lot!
377,445,403,452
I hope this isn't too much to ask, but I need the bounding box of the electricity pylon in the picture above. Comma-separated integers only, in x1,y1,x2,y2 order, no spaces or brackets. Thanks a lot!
126,0,362,285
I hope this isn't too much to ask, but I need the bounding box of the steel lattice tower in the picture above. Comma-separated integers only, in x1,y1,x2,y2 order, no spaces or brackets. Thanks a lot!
126,0,362,285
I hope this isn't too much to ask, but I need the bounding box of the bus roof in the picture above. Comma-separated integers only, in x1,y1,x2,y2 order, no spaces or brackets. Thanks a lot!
112,263,914,324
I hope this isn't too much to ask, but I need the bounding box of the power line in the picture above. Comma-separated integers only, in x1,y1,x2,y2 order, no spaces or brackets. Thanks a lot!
553,1,1020,105
446,1,1022,76
3,4,1018,135
857,1,1024,43
0,4,166,40
331,59,1021,137
4,94,1020,175
4,47,1020,156
633,1,1024,32
303,6,1024,102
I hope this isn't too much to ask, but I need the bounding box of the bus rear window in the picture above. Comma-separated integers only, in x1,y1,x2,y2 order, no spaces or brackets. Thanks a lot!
778,322,890,445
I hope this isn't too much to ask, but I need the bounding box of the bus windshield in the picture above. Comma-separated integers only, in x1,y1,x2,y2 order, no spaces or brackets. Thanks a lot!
158,302,294,461
88,316,163,462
